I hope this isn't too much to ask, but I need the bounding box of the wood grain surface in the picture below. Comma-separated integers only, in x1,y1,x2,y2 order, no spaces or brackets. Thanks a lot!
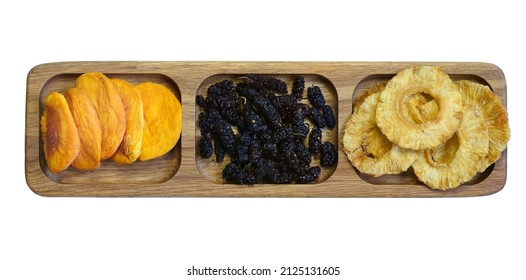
25,61,507,197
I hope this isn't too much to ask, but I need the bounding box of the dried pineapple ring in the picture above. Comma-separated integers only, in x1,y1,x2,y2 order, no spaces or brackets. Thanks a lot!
456,80,510,172
343,92,419,177
376,66,463,150
352,81,387,113
412,105,489,190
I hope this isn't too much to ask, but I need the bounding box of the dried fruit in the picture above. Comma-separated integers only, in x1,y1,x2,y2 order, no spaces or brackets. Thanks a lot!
352,81,387,113
412,105,489,190
65,87,101,170
456,80,510,171
292,76,305,99
41,92,80,174
136,82,182,161
376,66,463,150
75,72,126,160
343,92,419,176
320,142,337,167
307,85,326,108
322,105,336,129
111,78,144,164
199,135,213,158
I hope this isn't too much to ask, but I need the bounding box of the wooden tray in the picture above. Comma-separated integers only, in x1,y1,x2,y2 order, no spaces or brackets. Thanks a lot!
25,61,507,197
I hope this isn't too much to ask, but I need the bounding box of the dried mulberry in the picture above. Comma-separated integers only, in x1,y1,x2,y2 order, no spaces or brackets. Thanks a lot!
320,142,337,167
199,136,213,158
309,125,322,155
310,108,326,128
307,85,326,108
244,74,288,94
292,76,305,99
322,105,336,129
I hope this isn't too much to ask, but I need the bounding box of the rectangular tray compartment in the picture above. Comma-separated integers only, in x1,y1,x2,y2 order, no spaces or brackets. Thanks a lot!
195,73,338,184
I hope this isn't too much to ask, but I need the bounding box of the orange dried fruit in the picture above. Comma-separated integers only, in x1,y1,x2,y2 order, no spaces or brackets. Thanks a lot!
65,87,102,170
111,78,144,164
75,72,126,160
136,82,182,161
40,92,80,174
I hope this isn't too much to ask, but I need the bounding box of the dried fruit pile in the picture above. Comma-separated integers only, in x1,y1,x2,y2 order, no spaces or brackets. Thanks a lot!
196,75,337,184
343,66,510,190
40,72,182,173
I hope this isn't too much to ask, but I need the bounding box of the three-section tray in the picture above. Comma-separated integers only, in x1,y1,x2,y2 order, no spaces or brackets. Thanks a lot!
25,61,507,197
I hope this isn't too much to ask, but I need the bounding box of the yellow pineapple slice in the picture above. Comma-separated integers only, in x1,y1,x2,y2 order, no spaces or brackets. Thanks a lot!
456,80,510,172
343,92,419,177
412,105,489,190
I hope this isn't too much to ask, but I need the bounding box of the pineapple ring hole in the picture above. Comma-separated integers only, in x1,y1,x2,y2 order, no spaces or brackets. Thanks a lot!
429,132,460,165
401,92,439,125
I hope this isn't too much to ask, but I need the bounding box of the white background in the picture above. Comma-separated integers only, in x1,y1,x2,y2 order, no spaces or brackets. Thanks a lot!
1,0,525,279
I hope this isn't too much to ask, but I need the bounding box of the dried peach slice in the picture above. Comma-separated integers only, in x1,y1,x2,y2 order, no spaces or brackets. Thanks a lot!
111,78,144,164
136,82,182,161
41,92,80,173
75,72,126,160
65,87,102,170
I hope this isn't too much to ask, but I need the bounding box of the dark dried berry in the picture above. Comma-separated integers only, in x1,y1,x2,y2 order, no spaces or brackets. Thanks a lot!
309,166,321,179
208,80,236,97
310,108,326,128
244,74,288,94
240,88,282,129
278,173,294,184
236,132,254,164
222,162,241,181
322,105,336,129
207,108,220,119
320,142,337,167
295,104,311,118
196,95,207,108
295,174,313,184
309,126,322,155
249,141,263,163
242,102,268,133
292,76,305,99
307,85,326,108
214,140,225,163
296,142,312,165
243,172,258,185
263,142,278,159
273,94,298,120
199,136,213,158
291,122,309,141
274,127,293,143
213,118,236,153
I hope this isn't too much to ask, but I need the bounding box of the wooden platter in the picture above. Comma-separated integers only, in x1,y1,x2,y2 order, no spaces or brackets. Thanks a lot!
25,61,507,197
